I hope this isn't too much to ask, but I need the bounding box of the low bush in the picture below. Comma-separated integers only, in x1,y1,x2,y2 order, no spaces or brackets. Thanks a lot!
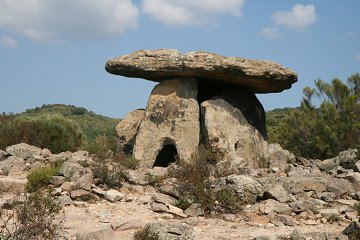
26,166,59,192
0,114,82,153
91,159,125,190
169,146,220,214
0,191,63,240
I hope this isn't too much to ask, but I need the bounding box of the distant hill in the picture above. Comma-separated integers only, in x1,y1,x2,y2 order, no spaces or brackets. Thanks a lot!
21,104,120,142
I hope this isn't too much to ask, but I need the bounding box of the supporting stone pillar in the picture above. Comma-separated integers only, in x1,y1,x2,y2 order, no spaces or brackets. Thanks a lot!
201,87,268,168
133,78,200,168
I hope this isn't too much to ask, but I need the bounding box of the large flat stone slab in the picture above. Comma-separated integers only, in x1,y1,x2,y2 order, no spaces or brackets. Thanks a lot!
106,49,297,93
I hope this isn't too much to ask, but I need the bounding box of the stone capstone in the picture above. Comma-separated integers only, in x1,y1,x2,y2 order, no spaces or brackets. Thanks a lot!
106,49,297,93
133,78,200,168
116,109,145,154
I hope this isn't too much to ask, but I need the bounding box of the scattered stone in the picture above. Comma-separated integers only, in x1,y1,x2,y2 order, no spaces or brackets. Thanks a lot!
216,174,264,204
326,178,353,196
60,162,84,181
0,176,27,193
168,205,187,218
318,208,340,219
126,167,168,185
342,222,360,239
282,176,327,194
159,184,180,199
76,226,116,240
336,170,360,190
289,229,306,240
5,143,42,159
252,236,270,240
223,214,236,222
70,189,96,201
60,181,74,192
40,148,52,157
151,202,169,213
50,176,67,187
140,221,194,240
184,203,204,217
73,172,93,191
58,195,73,207
111,218,145,231
104,189,124,203
0,156,26,175
263,184,289,203
116,109,145,154
152,192,178,206
277,215,295,226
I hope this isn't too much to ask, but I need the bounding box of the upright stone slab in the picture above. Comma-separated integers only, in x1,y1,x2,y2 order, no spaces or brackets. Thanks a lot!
133,78,200,168
201,87,268,168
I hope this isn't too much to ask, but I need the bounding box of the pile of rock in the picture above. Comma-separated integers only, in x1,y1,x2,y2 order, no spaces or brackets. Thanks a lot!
107,49,298,168
1,143,360,239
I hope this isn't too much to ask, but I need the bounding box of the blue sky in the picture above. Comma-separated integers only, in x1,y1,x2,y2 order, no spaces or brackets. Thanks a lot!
0,0,359,118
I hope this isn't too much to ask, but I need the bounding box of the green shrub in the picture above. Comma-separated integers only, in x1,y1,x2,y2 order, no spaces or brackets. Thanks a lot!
26,166,59,192
0,191,63,240
85,135,116,160
91,160,125,190
169,146,220,214
0,114,82,153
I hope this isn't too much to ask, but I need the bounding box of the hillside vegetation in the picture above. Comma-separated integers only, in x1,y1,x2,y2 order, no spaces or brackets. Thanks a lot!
267,73,360,159
0,104,120,153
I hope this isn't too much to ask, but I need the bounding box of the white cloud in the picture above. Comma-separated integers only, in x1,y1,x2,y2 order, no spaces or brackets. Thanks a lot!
142,0,245,26
259,27,281,39
0,0,139,42
0,35,17,48
272,4,317,30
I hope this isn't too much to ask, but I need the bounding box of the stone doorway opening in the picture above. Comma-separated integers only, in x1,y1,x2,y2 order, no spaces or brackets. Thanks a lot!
153,144,178,167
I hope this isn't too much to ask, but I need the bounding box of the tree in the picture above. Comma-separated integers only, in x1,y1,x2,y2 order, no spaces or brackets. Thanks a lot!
271,73,360,159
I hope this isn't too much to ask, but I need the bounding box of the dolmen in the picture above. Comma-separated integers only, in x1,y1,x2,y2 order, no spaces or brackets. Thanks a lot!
106,49,297,168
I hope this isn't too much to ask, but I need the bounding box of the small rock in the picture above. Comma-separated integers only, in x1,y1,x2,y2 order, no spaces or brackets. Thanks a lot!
184,203,204,217
76,226,116,240
92,188,105,196
104,189,124,203
167,205,187,218
60,162,84,181
50,176,67,187
223,214,236,222
152,192,178,206
140,221,194,240
111,219,145,231
0,176,27,193
151,202,169,212
52,187,62,196
318,208,340,219
60,181,74,192
70,189,96,201
289,229,306,240
263,185,289,203
58,195,73,207
159,184,180,199
6,143,42,159
0,156,25,175
252,236,270,240
41,148,52,157
277,215,295,226
74,172,93,191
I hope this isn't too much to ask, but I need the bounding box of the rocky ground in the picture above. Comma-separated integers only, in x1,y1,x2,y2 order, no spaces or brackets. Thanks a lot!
1,143,360,239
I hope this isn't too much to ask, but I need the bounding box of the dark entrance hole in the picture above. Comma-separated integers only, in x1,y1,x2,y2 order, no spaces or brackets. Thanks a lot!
153,145,178,167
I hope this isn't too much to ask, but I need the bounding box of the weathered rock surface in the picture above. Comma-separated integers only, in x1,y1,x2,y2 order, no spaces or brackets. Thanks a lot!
116,109,145,154
201,88,267,168
76,226,116,240
106,49,297,93
141,222,194,240
5,143,42,159
216,174,263,204
0,176,27,193
133,78,200,168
